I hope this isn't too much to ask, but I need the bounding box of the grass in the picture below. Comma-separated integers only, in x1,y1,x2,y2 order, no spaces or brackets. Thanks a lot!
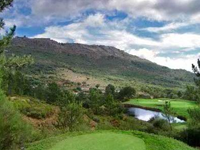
27,130,195,150
172,123,187,130
125,98,198,118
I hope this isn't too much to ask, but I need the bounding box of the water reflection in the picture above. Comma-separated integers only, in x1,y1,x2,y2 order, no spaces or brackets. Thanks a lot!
128,107,185,123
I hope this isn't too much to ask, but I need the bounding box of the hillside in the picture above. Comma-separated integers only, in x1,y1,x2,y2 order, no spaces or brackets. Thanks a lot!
8,37,194,89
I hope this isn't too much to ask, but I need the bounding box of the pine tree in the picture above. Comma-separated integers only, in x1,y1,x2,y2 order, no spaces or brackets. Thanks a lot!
192,59,200,102
192,59,200,86
0,1,34,95
0,1,33,149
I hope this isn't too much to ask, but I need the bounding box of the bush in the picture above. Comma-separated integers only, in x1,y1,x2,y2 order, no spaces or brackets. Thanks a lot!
58,102,84,131
149,117,171,131
117,86,136,101
0,93,33,150
179,127,200,147
11,97,54,119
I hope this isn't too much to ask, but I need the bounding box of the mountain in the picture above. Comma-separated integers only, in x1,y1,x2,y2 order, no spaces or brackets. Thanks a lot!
8,37,194,89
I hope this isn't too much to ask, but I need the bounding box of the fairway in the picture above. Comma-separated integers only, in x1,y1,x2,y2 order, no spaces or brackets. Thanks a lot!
125,98,197,118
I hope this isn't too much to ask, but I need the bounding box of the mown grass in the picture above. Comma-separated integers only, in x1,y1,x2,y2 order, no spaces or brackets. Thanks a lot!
125,98,198,118
27,130,195,150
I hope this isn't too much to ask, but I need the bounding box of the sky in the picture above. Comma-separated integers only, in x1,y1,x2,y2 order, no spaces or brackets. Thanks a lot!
1,0,200,71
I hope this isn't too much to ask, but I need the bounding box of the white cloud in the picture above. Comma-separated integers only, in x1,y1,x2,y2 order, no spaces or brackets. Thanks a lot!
129,48,158,60
142,22,189,33
33,13,159,50
32,13,200,71
160,33,200,49
29,0,200,22
4,0,200,29
4,0,200,71
129,48,199,71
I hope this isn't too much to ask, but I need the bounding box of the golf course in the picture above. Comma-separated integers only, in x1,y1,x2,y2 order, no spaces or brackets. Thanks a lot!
27,131,195,150
125,98,198,118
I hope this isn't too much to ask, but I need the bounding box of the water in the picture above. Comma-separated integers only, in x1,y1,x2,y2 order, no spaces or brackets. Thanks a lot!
128,107,185,123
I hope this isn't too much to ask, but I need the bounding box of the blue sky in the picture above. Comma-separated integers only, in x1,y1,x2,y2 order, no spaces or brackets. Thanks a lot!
1,0,200,71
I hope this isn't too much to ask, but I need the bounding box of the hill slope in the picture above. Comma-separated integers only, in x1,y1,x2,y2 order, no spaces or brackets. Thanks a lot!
8,37,194,88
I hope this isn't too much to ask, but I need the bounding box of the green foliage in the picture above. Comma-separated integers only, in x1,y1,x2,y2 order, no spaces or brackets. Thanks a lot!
149,117,171,131
179,127,200,147
141,86,183,99
118,86,136,101
0,2,38,149
104,94,124,116
183,86,199,101
178,60,200,147
88,88,103,114
0,0,13,12
188,107,200,128
11,97,55,119
190,59,200,102
58,101,83,131
105,84,115,96
46,82,62,104
163,101,174,127
0,93,33,150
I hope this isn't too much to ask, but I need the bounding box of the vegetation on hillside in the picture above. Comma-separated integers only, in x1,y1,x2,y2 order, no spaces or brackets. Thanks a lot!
8,37,194,89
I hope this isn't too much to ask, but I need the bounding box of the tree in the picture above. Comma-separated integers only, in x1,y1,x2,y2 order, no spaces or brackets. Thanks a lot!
58,101,83,131
192,59,200,102
46,82,62,104
188,108,200,127
118,86,136,101
0,1,33,149
162,101,173,130
95,84,100,89
88,88,102,114
3,54,34,96
0,94,32,150
184,86,199,101
104,94,115,115
104,93,123,116
192,59,200,82
179,59,200,147
105,84,115,96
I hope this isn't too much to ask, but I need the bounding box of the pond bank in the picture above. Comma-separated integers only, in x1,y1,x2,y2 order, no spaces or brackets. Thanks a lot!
124,104,187,122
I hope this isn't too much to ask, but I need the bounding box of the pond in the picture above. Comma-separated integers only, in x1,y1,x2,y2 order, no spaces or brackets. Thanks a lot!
128,107,185,123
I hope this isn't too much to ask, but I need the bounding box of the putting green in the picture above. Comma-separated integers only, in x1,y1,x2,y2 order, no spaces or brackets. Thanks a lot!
27,131,195,150
49,132,145,150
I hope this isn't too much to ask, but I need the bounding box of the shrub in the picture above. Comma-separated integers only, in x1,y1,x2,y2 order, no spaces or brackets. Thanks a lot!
149,117,171,131
179,127,200,147
0,93,33,150
58,102,84,131
117,86,136,101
